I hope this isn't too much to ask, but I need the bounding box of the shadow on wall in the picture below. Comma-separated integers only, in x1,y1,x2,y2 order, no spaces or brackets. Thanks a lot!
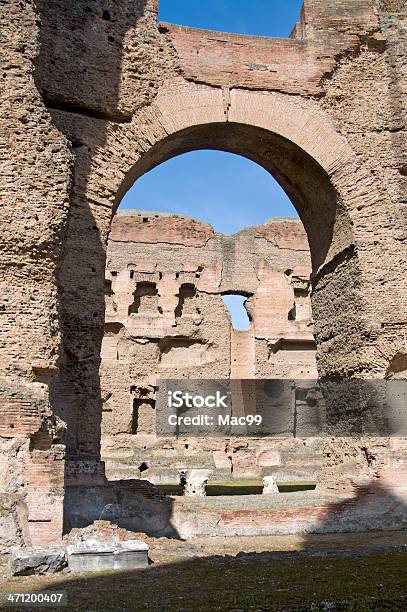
64,479,182,540
63,471,407,542
32,0,158,459
310,478,407,534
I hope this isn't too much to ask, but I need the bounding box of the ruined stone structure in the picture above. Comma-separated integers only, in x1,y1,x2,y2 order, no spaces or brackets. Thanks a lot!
101,212,316,481
0,0,406,548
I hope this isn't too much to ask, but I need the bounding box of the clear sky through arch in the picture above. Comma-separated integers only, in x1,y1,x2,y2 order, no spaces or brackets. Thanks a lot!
119,151,298,235
120,3,304,327
158,0,304,38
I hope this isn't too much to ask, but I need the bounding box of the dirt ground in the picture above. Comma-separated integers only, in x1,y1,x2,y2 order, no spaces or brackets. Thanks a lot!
146,529,407,564
1,531,407,611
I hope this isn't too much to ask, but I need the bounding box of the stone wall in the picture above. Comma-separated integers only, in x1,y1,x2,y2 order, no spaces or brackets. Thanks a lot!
100,212,315,482
0,0,71,550
0,0,406,546
25,0,406,462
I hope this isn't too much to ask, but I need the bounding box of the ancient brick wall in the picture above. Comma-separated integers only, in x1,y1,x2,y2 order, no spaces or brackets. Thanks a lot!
100,212,315,481
20,0,406,462
0,0,72,550
0,0,406,546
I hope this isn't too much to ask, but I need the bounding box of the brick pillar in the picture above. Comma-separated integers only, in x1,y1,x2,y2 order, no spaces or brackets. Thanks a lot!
24,446,65,546
0,397,66,547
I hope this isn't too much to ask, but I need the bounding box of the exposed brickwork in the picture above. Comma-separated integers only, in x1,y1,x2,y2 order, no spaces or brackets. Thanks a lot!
0,0,406,547
109,213,215,247
0,400,42,439
24,447,65,546
101,213,316,481
160,0,380,95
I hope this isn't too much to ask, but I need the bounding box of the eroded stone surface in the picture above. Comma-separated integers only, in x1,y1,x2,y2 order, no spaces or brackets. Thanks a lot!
100,213,317,482
9,546,66,576
0,0,406,548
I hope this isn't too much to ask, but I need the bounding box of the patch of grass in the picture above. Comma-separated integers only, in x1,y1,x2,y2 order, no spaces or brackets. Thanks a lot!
277,481,316,492
157,480,264,496
1,552,407,611
206,483,263,496
210,479,263,487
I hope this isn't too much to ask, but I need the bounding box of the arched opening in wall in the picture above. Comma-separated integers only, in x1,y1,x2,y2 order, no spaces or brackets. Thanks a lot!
118,150,299,233
100,140,337,492
57,94,365,536
158,0,304,38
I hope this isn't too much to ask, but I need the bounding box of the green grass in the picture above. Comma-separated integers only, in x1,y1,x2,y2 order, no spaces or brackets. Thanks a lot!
157,480,264,496
277,481,317,493
206,484,263,496
157,480,316,495
2,552,407,611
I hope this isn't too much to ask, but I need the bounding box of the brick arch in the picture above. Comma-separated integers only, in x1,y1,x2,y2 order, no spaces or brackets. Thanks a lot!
58,81,374,462
4,0,405,552
117,120,346,272
90,82,365,273
84,82,374,379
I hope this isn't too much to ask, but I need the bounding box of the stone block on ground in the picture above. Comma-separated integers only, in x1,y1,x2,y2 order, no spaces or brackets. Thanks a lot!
9,546,66,576
67,539,149,572
114,540,150,570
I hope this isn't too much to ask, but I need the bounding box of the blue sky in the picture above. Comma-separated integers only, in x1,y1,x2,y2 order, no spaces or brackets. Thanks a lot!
158,0,303,38
120,1,303,329
120,151,298,235
222,295,251,331
120,2,303,234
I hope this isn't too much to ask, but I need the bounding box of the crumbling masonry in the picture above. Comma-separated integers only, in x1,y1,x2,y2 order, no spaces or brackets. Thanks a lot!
0,0,406,548
101,212,316,482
